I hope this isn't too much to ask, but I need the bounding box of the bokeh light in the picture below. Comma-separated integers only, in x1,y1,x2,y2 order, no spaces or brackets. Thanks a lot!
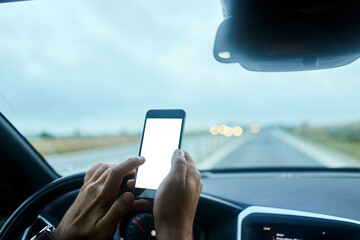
210,125,219,135
249,123,261,133
224,126,233,137
219,124,226,135
211,124,246,137
233,126,243,136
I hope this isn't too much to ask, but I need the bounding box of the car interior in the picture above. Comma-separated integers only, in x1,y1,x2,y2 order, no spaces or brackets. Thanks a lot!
1,0,360,240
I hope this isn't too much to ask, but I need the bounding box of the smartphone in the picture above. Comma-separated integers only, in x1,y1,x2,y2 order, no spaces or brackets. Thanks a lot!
133,109,185,198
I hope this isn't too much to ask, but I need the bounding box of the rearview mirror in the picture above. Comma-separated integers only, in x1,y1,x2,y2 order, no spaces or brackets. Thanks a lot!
214,0,360,71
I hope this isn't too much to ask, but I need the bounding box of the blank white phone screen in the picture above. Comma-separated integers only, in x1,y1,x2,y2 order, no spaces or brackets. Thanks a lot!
135,118,183,190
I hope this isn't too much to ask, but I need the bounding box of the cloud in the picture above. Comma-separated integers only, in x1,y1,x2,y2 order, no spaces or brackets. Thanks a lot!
1,0,360,136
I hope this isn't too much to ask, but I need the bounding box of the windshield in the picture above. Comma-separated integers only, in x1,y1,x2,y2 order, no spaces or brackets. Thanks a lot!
1,0,360,175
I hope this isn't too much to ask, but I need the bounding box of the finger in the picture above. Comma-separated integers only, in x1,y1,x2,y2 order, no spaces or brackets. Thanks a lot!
131,199,153,211
184,151,196,167
96,163,137,186
183,151,202,186
84,163,103,183
88,164,111,183
126,179,135,190
122,170,136,190
99,192,134,228
186,158,200,177
94,166,113,184
184,150,199,173
184,151,193,161
128,169,136,177
170,149,187,179
102,157,145,195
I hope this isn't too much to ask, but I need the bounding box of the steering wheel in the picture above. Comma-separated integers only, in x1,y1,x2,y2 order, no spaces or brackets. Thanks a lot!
0,171,241,240
0,172,85,240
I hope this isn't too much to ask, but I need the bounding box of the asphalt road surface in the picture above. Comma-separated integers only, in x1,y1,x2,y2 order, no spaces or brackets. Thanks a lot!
214,130,322,168
47,129,360,176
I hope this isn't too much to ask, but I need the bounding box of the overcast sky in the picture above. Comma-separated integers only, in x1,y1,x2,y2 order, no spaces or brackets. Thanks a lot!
1,0,360,136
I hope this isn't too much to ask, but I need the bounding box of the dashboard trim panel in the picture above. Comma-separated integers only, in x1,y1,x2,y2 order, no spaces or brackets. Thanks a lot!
200,193,243,211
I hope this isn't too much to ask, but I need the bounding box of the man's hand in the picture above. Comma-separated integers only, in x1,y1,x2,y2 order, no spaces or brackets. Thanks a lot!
51,157,146,240
153,149,203,240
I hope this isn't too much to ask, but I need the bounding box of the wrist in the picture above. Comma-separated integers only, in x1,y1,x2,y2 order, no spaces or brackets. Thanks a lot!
156,224,193,240
50,227,77,240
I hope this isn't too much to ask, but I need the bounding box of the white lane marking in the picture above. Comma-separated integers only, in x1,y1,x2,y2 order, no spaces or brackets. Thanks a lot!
272,129,360,168
196,134,253,169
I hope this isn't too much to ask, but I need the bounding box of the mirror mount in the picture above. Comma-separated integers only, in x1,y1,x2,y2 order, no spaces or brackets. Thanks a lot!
214,0,360,71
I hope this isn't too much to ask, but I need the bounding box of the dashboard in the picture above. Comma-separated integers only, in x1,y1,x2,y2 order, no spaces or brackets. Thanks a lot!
37,170,360,240
116,198,360,240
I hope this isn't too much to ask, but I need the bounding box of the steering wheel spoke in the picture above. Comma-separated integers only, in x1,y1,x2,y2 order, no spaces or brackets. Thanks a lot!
22,215,54,240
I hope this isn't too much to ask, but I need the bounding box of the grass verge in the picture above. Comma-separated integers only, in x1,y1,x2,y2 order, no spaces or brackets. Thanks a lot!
29,135,141,156
288,128,360,160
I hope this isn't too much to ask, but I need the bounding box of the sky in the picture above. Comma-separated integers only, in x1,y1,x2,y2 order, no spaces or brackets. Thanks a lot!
1,0,360,136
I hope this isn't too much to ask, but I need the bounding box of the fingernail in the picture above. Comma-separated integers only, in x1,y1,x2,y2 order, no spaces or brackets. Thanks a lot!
137,156,145,162
174,149,185,157
122,193,134,205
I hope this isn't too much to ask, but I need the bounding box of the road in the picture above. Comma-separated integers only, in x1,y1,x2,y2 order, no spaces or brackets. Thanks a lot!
47,129,360,176
211,130,322,169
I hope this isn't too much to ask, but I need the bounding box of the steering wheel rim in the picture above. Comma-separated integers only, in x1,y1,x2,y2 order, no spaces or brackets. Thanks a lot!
0,172,85,240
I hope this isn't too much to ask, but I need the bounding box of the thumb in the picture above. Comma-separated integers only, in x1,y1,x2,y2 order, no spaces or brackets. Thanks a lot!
170,149,187,177
100,192,134,227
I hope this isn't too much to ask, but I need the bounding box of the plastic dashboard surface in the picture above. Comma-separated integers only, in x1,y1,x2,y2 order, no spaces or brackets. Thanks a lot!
201,171,360,220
